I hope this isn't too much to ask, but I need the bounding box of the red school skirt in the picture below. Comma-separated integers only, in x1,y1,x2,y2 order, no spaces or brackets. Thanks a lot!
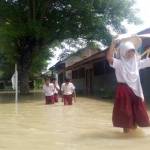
45,95,54,104
54,93,59,103
63,95,73,105
113,83,150,128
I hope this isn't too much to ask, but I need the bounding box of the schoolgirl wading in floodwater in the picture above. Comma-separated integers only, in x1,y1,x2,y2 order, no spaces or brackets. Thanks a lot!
107,39,150,133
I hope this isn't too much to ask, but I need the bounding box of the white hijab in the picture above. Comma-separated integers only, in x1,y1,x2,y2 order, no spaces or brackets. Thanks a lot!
118,41,144,100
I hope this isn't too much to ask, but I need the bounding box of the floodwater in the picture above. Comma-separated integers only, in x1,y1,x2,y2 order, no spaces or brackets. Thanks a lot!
0,91,150,150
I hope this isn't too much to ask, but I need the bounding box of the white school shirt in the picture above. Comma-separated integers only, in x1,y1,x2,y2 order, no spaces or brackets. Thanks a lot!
61,82,75,95
111,57,150,100
54,83,60,94
43,83,55,96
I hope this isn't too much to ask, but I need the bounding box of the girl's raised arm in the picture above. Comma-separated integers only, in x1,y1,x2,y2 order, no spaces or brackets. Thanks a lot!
106,39,117,64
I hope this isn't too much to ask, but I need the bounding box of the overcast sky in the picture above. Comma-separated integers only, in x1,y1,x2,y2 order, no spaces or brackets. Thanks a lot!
125,0,150,33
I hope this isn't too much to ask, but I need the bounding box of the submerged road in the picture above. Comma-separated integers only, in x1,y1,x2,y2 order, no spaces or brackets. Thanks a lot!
0,92,150,150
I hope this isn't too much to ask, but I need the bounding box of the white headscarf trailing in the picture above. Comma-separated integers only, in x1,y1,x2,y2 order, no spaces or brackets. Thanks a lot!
118,41,144,100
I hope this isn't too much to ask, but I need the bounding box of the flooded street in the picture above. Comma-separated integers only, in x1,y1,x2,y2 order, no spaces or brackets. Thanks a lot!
0,92,150,150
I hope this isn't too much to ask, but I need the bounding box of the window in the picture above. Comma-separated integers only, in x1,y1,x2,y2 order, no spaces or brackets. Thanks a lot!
78,68,85,78
94,60,114,76
72,68,85,79
72,70,78,79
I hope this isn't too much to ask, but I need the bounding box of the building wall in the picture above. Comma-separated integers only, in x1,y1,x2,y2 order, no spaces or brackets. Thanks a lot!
140,68,150,101
72,69,150,102
69,59,116,98
66,70,72,79
91,68,150,101
71,71,116,98
69,60,150,102
72,78,85,94
65,49,100,67
92,73,116,98
81,48,100,59
65,56,82,67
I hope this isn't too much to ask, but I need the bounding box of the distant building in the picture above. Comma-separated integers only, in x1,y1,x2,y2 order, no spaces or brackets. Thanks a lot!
50,47,101,87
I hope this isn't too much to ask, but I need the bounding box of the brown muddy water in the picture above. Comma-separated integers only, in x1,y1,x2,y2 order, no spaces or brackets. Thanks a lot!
0,91,150,150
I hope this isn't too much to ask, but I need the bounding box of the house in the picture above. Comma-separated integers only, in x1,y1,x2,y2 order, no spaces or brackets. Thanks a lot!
50,47,115,97
50,47,100,88
65,49,115,96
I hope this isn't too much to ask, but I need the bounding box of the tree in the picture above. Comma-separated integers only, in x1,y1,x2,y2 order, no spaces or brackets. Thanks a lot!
57,38,102,61
57,38,87,61
0,0,140,94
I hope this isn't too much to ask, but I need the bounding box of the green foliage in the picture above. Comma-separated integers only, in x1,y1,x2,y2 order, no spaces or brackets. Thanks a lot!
0,0,141,79
57,38,87,61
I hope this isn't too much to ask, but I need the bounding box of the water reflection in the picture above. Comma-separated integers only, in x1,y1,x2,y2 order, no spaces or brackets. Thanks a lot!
0,91,150,150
